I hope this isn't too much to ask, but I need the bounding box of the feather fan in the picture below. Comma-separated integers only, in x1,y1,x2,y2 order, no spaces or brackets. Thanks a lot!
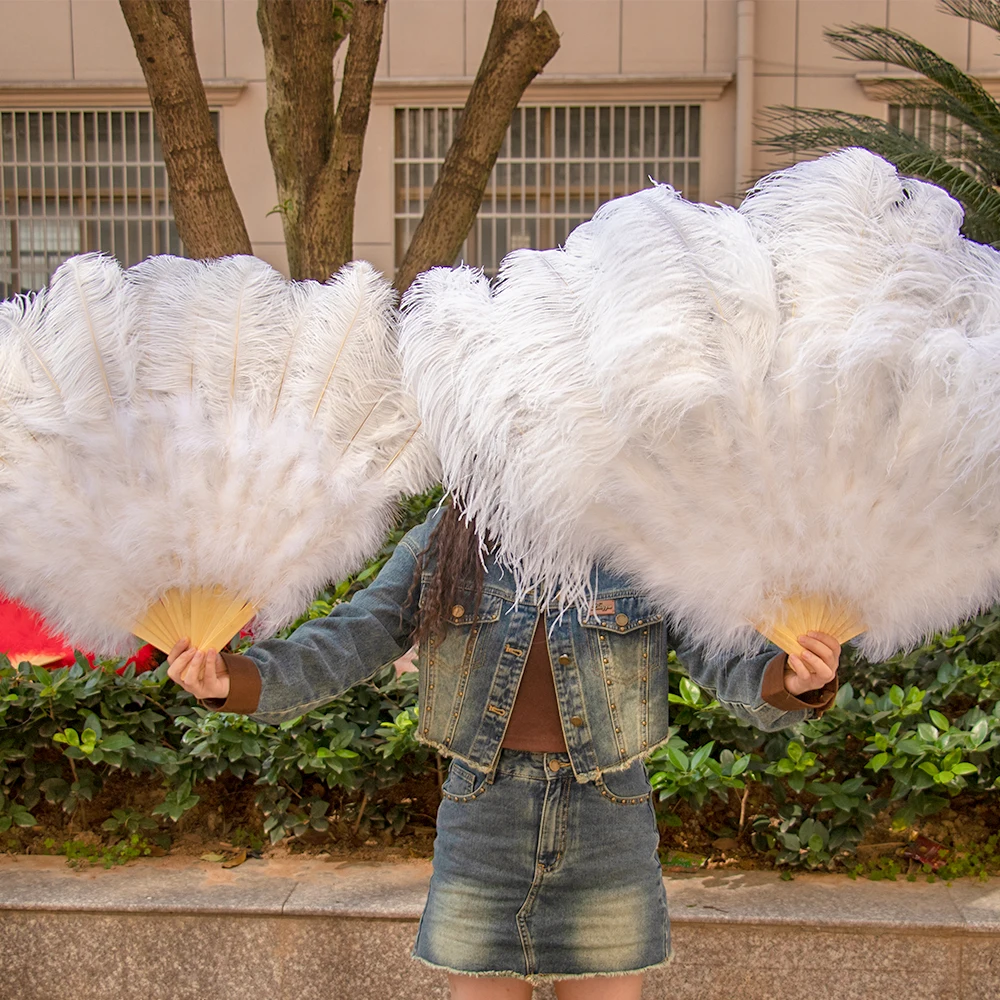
0,253,436,657
400,148,1000,661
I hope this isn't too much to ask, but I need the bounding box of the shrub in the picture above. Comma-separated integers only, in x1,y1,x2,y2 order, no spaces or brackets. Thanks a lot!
650,618,1000,870
3,481,1000,869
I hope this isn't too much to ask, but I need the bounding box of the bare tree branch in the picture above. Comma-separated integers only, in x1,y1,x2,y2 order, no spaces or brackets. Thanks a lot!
120,0,251,258
304,0,385,280
258,0,383,281
393,0,560,293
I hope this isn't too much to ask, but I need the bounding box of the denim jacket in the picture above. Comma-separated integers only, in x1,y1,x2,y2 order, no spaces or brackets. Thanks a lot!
221,511,824,782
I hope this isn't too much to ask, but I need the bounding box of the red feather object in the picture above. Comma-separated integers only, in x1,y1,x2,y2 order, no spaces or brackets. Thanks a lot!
0,596,157,672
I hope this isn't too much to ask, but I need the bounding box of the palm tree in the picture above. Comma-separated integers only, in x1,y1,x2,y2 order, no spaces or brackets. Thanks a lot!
759,0,1000,245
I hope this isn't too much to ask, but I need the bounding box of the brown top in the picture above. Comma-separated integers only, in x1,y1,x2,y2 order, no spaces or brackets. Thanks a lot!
214,638,838,721
210,651,260,715
500,614,567,752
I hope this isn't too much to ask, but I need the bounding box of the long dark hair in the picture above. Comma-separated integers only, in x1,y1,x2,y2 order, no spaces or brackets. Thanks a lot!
409,502,484,646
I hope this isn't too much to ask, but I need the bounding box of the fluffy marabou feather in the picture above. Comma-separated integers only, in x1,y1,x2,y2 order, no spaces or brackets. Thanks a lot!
0,254,437,655
401,148,1000,660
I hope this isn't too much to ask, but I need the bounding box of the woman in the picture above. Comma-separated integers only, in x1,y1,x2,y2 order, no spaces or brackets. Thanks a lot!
168,505,840,1000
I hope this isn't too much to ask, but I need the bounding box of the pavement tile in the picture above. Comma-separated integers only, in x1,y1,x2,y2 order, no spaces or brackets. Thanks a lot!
2,858,998,1000
280,859,431,918
0,856,296,915
668,922,962,974
0,911,285,1000
665,870,966,931
959,938,1000,999
947,880,1000,932
280,916,448,1000
647,957,962,1000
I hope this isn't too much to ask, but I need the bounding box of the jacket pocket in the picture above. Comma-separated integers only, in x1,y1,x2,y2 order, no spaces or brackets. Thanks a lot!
441,759,491,803
594,759,653,805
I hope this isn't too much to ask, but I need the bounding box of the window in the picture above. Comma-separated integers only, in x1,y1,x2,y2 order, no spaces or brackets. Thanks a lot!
888,104,978,176
395,103,701,274
0,110,187,297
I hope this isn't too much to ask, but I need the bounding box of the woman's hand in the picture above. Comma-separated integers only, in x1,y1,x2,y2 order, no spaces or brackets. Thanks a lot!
784,631,840,696
166,638,230,701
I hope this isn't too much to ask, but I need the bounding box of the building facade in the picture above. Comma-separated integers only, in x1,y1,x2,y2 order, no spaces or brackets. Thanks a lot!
1,0,998,291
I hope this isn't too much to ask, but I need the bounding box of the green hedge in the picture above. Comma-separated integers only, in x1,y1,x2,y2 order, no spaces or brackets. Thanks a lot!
2,488,999,869
650,621,1000,870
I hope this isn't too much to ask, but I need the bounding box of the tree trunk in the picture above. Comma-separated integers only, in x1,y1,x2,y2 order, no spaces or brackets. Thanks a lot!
258,0,384,281
119,0,251,259
392,1,560,294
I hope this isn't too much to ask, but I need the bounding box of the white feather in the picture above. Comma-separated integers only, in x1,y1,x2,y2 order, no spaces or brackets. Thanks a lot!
0,254,438,655
401,148,1000,660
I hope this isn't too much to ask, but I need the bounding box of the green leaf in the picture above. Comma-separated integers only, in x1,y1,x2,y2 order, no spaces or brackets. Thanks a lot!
786,741,803,763
868,752,890,772
929,710,950,731
730,755,750,777
100,733,135,751
917,724,939,742
952,762,978,776
690,742,714,770
679,677,701,706
82,712,103,740
12,807,36,827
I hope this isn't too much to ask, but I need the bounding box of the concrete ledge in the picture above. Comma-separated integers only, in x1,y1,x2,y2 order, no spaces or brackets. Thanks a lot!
1,857,998,999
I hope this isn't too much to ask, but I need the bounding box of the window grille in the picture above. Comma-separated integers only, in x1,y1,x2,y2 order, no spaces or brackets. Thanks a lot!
394,103,701,274
0,110,190,297
888,104,978,175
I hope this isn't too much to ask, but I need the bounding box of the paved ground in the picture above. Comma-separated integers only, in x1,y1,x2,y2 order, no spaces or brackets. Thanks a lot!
1,856,997,999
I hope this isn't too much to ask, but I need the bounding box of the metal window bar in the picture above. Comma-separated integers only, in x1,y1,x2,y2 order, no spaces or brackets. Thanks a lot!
888,104,980,177
394,103,701,275
0,109,208,297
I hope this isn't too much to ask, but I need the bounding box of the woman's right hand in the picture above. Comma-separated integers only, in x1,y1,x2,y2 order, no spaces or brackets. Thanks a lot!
167,638,230,701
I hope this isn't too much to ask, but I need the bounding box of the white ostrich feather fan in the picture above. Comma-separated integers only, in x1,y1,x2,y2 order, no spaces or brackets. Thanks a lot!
0,253,437,657
400,148,1000,661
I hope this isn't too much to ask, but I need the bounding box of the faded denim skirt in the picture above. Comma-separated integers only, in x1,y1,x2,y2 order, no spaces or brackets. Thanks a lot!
411,749,669,982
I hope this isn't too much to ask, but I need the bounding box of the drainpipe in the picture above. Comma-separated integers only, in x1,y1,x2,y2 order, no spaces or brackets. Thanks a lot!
735,0,756,198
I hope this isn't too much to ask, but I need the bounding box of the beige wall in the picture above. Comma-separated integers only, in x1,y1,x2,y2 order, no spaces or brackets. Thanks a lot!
1,0,996,277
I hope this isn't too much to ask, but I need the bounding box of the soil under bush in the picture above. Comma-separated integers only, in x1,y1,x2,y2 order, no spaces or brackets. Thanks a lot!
5,768,999,877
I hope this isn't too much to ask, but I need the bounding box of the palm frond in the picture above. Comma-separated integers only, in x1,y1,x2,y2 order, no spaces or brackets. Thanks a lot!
825,24,1000,142
758,106,1000,244
938,0,1000,35
875,80,1000,176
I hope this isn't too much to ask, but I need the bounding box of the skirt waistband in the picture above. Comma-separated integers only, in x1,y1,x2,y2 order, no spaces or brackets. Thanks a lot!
494,748,573,780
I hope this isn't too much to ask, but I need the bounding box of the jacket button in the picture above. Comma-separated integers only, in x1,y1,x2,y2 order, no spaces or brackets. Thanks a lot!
615,613,629,627
548,759,562,771
570,716,584,727
451,605,465,619
558,654,571,665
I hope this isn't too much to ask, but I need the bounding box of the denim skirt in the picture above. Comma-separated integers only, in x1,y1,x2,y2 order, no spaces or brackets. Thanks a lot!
411,749,669,982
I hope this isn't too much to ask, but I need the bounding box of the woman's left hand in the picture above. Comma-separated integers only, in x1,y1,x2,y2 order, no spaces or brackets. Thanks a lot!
784,631,841,696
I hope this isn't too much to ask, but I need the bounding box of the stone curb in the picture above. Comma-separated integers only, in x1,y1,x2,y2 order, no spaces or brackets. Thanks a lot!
1,857,998,999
